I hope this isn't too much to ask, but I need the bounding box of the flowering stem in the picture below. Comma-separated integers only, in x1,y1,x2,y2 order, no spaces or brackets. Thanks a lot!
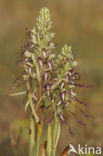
35,122,42,156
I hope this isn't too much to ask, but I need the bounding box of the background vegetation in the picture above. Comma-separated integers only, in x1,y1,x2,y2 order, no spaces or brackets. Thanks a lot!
0,0,103,155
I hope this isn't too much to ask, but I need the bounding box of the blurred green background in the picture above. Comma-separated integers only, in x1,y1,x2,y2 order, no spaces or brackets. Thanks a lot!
0,0,103,155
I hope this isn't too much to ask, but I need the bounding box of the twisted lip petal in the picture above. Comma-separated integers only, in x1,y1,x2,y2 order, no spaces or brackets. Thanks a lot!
74,83,94,88
60,116,73,135
79,107,93,118
69,110,87,126
48,111,55,124
74,97,88,107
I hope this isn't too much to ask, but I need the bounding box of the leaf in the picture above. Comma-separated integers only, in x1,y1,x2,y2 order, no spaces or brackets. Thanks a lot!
53,115,60,148
52,114,60,156
25,100,30,112
28,93,39,123
8,91,26,96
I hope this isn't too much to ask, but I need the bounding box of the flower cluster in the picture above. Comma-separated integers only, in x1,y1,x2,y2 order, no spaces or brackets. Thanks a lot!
11,8,92,134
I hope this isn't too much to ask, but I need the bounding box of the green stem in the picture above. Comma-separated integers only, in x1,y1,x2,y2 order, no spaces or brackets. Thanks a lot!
35,123,42,156
52,114,60,156
29,117,35,156
47,124,52,156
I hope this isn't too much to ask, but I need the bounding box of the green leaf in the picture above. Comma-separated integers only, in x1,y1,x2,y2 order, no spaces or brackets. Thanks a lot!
52,114,60,156
8,91,26,96
28,92,39,123
25,100,30,112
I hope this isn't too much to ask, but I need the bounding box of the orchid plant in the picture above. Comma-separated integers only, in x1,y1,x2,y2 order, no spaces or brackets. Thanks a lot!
9,8,92,156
